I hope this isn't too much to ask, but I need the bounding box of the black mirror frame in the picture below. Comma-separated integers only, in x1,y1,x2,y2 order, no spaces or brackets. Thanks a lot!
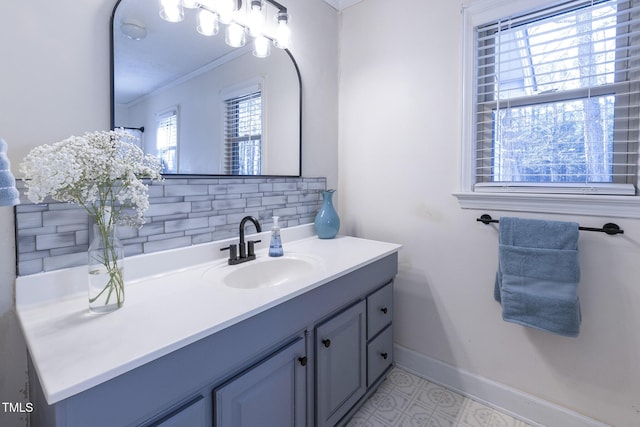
109,0,302,178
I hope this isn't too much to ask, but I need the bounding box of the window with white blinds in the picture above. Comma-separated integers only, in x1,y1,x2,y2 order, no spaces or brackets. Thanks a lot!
224,91,262,175
474,0,640,195
156,109,178,173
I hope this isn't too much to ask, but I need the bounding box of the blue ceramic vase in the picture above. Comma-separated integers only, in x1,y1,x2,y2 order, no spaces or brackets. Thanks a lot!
314,189,340,239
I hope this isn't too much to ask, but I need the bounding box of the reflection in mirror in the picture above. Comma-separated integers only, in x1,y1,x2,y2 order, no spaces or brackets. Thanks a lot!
111,0,301,176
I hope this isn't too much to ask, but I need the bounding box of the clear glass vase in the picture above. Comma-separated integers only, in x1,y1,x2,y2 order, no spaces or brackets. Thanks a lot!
88,223,125,313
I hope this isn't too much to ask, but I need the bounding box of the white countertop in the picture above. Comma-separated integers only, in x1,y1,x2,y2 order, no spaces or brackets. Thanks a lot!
16,224,401,405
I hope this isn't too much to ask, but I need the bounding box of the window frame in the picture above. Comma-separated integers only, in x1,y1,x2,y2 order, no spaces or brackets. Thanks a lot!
220,79,265,176
223,91,263,175
455,0,640,218
155,107,179,174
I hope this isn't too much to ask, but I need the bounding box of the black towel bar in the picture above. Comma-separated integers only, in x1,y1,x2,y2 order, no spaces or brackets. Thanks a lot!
476,214,624,235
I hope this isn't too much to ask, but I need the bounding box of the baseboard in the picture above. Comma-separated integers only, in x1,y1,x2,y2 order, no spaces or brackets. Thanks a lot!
394,344,611,427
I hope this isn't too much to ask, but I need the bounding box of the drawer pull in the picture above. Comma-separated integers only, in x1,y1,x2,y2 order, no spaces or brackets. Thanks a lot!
380,307,388,314
298,356,308,366
380,352,388,360
322,339,331,348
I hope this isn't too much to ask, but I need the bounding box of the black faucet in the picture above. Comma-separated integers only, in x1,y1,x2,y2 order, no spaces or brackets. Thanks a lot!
221,216,262,265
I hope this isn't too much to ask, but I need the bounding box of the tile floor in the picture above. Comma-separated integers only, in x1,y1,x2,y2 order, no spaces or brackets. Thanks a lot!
346,367,535,427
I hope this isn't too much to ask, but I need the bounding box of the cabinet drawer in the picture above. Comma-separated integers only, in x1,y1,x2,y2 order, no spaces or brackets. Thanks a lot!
367,281,393,340
367,325,393,387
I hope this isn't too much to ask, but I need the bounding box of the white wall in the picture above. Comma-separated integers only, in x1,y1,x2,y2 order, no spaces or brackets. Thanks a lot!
0,0,338,426
338,1,640,426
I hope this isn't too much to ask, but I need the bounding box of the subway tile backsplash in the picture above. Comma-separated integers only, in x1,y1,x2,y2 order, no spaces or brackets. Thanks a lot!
15,177,326,276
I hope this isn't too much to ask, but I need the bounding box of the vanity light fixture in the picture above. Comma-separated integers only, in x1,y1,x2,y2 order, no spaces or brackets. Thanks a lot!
225,22,246,47
253,34,271,58
159,0,291,57
216,0,237,24
159,0,184,22
274,10,290,49
197,9,219,36
247,0,265,37
182,0,200,8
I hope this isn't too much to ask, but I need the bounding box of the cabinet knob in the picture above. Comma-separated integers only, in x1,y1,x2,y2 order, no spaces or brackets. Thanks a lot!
298,356,308,366
380,352,388,360
322,339,331,348
380,307,388,314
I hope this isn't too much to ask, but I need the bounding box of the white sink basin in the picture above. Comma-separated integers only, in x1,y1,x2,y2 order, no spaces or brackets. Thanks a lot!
204,254,323,289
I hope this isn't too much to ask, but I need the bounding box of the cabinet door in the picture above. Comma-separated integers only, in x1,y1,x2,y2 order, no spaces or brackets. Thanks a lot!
316,300,366,427
214,337,307,427
147,395,206,427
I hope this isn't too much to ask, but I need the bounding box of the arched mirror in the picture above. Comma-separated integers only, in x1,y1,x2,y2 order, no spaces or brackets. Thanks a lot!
110,0,301,176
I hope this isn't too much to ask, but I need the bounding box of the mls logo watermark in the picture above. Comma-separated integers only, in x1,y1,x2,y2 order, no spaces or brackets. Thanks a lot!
2,402,34,413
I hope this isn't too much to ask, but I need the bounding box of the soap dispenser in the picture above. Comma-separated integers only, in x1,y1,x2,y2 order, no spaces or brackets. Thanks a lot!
269,216,284,257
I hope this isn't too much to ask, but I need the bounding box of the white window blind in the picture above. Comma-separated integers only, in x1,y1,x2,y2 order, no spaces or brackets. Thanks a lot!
156,110,178,173
224,91,262,175
475,0,640,195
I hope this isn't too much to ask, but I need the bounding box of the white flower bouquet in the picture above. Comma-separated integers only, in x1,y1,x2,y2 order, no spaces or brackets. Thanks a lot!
20,129,163,311
20,129,162,227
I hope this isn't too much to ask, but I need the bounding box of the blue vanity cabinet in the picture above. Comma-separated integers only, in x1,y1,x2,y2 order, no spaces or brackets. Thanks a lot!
316,300,367,427
213,336,307,426
27,252,398,427
316,280,394,427
147,396,206,427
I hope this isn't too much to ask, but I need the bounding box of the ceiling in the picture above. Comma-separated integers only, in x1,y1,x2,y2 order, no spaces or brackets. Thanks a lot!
114,1,255,105
114,0,364,106
322,0,364,10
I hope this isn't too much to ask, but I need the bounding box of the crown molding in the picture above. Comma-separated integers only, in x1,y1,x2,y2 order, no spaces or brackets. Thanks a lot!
323,0,364,11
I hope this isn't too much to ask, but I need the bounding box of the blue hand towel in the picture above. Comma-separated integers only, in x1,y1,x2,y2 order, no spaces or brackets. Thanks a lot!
494,217,581,337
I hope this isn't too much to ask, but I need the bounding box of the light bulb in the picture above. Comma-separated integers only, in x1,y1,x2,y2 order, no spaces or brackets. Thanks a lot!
247,1,265,37
274,12,290,49
225,22,246,47
253,35,271,58
182,0,199,8
159,0,184,22
217,0,237,24
197,9,219,36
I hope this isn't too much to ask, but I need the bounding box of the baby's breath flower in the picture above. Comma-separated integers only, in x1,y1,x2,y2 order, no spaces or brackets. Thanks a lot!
20,129,163,228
